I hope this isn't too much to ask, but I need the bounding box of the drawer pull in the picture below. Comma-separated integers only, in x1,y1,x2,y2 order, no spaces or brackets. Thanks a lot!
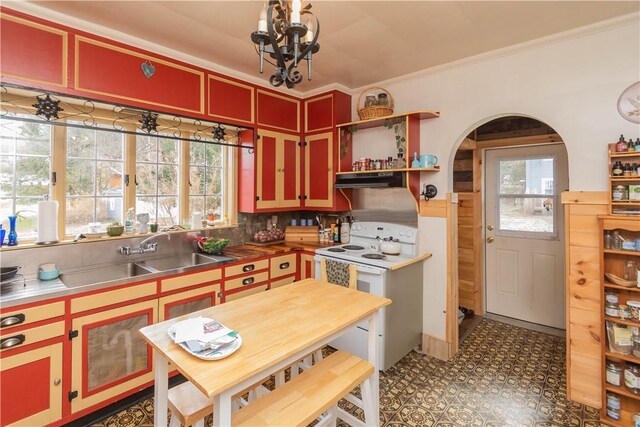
279,262,290,270
0,314,25,328
54,378,61,386
0,334,25,349
242,277,255,286
243,264,255,272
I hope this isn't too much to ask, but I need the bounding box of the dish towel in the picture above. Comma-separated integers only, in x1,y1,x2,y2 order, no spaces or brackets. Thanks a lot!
325,259,351,287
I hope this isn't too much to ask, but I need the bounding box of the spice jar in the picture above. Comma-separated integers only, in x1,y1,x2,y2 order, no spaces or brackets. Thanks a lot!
612,160,624,176
376,93,389,107
620,304,631,320
364,94,377,107
606,292,620,304
613,185,628,200
633,334,640,358
626,363,640,394
629,301,640,322
606,302,620,317
607,362,623,386
607,393,621,420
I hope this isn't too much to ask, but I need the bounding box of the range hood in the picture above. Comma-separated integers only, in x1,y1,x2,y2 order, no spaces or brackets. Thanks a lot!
335,171,405,189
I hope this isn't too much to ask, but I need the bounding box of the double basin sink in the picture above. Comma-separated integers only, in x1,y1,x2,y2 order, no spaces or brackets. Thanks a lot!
59,253,236,288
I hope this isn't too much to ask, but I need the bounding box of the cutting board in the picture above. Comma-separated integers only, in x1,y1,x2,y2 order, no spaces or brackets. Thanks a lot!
285,226,318,242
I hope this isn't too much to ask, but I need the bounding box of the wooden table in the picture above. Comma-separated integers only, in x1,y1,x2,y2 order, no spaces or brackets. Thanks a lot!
139,278,391,426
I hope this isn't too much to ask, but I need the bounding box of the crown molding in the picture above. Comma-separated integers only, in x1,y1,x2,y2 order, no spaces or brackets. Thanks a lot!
2,2,306,97
351,11,640,94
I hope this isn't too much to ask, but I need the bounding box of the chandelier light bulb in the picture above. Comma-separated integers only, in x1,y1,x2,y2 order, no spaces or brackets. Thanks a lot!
291,0,301,24
258,4,267,32
304,17,314,43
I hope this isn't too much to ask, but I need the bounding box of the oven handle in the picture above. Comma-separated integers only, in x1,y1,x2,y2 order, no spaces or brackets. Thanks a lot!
314,255,386,275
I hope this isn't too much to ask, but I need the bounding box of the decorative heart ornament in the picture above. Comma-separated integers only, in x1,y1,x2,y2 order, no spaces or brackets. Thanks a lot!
141,61,156,79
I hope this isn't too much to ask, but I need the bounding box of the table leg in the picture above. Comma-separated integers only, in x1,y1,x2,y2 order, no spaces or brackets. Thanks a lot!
367,314,380,426
154,349,168,427
214,391,233,426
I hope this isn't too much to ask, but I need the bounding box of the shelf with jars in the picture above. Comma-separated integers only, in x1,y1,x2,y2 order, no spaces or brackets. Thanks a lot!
599,215,640,426
609,137,640,216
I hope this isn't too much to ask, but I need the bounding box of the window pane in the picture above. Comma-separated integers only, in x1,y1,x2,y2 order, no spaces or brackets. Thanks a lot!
67,159,96,196
158,164,178,195
66,198,95,235
205,195,222,218
208,168,222,194
96,131,123,160
499,197,554,233
0,157,14,197
189,166,205,195
96,161,123,196
499,157,554,195
16,122,51,155
157,197,178,226
15,156,50,197
14,199,39,237
205,145,222,167
67,128,96,158
190,143,205,166
189,141,224,222
96,197,122,225
136,197,157,224
136,135,156,162
136,164,157,195
189,196,205,218
159,139,178,163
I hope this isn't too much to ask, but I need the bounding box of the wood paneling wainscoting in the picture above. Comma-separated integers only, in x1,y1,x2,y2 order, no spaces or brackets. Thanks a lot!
562,190,607,408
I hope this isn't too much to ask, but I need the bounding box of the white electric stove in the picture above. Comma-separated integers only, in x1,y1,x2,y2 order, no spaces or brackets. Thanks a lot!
314,221,424,371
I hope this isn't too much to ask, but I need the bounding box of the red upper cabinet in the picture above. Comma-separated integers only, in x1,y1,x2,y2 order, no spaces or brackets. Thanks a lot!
304,94,334,133
0,12,68,89
304,132,333,208
75,36,205,114
207,74,254,125
256,90,300,133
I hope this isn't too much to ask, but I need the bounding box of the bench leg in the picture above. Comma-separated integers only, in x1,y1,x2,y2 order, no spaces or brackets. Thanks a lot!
314,348,323,363
361,376,377,427
275,370,285,387
327,405,338,426
168,413,181,427
193,419,205,427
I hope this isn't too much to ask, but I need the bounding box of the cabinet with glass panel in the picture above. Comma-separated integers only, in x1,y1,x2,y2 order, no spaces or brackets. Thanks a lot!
599,215,640,426
608,142,640,216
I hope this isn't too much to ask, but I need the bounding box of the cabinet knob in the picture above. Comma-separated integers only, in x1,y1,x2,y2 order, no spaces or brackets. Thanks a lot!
54,378,61,386
486,236,494,243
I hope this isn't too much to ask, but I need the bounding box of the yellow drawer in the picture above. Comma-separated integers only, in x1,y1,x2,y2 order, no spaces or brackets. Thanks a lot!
270,253,297,279
225,285,268,302
0,301,65,330
161,268,222,293
225,271,269,292
71,281,156,314
225,259,269,278
0,320,65,351
270,276,296,289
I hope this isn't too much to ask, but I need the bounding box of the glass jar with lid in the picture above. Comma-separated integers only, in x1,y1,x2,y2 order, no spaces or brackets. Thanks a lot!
376,93,389,107
607,393,621,420
364,94,377,107
606,302,620,317
633,334,640,358
626,362,640,394
607,362,623,386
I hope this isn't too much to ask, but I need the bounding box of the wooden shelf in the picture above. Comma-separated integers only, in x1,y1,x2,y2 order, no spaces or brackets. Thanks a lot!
336,110,440,130
605,384,640,401
605,282,640,292
611,201,640,205
604,249,640,257
335,167,439,175
605,316,640,327
605,352,640,364
611,177,640,182
611,151,640,158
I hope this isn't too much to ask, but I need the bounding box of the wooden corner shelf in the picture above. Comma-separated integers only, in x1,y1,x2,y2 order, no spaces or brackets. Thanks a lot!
608,143,640,216
336,110,440,130
335,167,439,175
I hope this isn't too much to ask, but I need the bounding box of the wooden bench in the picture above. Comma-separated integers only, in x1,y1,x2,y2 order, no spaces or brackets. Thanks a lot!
233,351,375,426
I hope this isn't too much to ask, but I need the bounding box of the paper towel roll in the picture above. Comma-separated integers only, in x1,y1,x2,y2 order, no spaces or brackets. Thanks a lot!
37,200,59,244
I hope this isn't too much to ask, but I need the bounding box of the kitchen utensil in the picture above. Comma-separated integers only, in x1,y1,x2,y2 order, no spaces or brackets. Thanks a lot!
420,154,438,168
38,267,60,281
0,266,20,282
378,237,401,255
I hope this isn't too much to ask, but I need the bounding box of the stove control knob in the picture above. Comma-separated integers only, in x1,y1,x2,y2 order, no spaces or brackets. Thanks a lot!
399,231,405,236
406,232,412,237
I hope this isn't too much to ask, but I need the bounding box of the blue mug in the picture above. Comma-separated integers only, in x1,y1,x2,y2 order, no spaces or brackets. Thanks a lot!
0,228,5,246
420,154,438,168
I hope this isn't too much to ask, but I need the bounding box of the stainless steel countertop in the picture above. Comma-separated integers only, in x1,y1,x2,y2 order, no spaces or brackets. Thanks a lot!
0,255,237,309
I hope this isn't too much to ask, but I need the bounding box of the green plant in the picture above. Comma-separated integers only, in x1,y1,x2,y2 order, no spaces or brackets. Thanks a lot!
383,117,406,153
339,126,358,159
110,221,122,226
197,237,229,255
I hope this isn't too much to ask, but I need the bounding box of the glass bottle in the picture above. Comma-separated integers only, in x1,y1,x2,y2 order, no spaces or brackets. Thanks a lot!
617,134,628,152
124,207,135,234
612,160,624,177
629,138,636,152
7,215,17,246
635,138,640,152
625,163,633,176
604,231,613,249
612,231,623,250
625,260,638,282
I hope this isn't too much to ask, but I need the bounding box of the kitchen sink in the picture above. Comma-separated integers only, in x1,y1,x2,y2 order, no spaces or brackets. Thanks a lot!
137,253,235,271
59,263,155,288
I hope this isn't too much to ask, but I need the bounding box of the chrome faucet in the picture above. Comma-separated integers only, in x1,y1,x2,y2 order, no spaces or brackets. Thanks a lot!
119,232,171,256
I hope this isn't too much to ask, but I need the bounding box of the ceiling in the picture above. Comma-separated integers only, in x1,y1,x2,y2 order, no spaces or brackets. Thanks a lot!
11,1,640,92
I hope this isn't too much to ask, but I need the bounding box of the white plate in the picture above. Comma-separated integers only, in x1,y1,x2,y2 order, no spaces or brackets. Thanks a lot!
84,232,104,238
167,318,242,361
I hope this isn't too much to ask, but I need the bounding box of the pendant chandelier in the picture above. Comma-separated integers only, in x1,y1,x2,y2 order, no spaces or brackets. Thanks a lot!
250,0,320,89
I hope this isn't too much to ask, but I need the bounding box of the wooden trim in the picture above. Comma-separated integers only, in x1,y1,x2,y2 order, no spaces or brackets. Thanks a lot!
160,269,222,294
207,75,255,124
419,199,447,217
74,36,205,115
421,333,452,361
0,321,64,351
225,271,269,292
336,110,440,129
561,191,608,205
270,253,297,279
476,133,562,149
276,133,301,209
304,94,333,133
51,125,67,239
70,281,156,314
225,259,269,278
0,13,68,87
389,253,432,271
256,89,301,133
270,276,296,289
446,193,459,355
0,301,65,329
158,283,220,322
224,284,268,302
179,133,190,224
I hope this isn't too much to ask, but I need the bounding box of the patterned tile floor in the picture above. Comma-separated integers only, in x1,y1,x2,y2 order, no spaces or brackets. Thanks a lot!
91,318,605,427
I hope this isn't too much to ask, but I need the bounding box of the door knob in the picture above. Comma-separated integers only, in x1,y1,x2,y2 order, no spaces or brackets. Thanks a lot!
487,225,494,231
487,236,494,243
53,378,61,386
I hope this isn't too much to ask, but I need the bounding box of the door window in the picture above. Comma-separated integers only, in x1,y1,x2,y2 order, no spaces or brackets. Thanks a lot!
496,156,557,237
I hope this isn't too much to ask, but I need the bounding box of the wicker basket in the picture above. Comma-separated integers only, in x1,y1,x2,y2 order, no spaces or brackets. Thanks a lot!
357,87,394,120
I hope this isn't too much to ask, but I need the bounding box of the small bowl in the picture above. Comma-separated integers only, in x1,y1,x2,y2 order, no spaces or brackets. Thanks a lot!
38,267,60,281
106,225,124,236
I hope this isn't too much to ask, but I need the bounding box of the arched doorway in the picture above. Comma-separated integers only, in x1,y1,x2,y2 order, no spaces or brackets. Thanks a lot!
452,116,568,341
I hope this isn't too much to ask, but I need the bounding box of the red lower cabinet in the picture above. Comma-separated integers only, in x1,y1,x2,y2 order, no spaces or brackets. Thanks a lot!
0,342,63,426
69,300,157,415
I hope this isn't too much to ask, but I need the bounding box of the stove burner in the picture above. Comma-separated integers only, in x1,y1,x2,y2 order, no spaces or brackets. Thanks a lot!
362,253,386,260
327,248,346,252
342,245,365,250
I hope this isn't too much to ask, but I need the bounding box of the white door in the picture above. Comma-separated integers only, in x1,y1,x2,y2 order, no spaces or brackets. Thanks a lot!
485,144,568,329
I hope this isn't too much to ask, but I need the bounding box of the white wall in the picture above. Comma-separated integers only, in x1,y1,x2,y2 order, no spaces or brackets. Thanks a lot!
361,19,640,339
